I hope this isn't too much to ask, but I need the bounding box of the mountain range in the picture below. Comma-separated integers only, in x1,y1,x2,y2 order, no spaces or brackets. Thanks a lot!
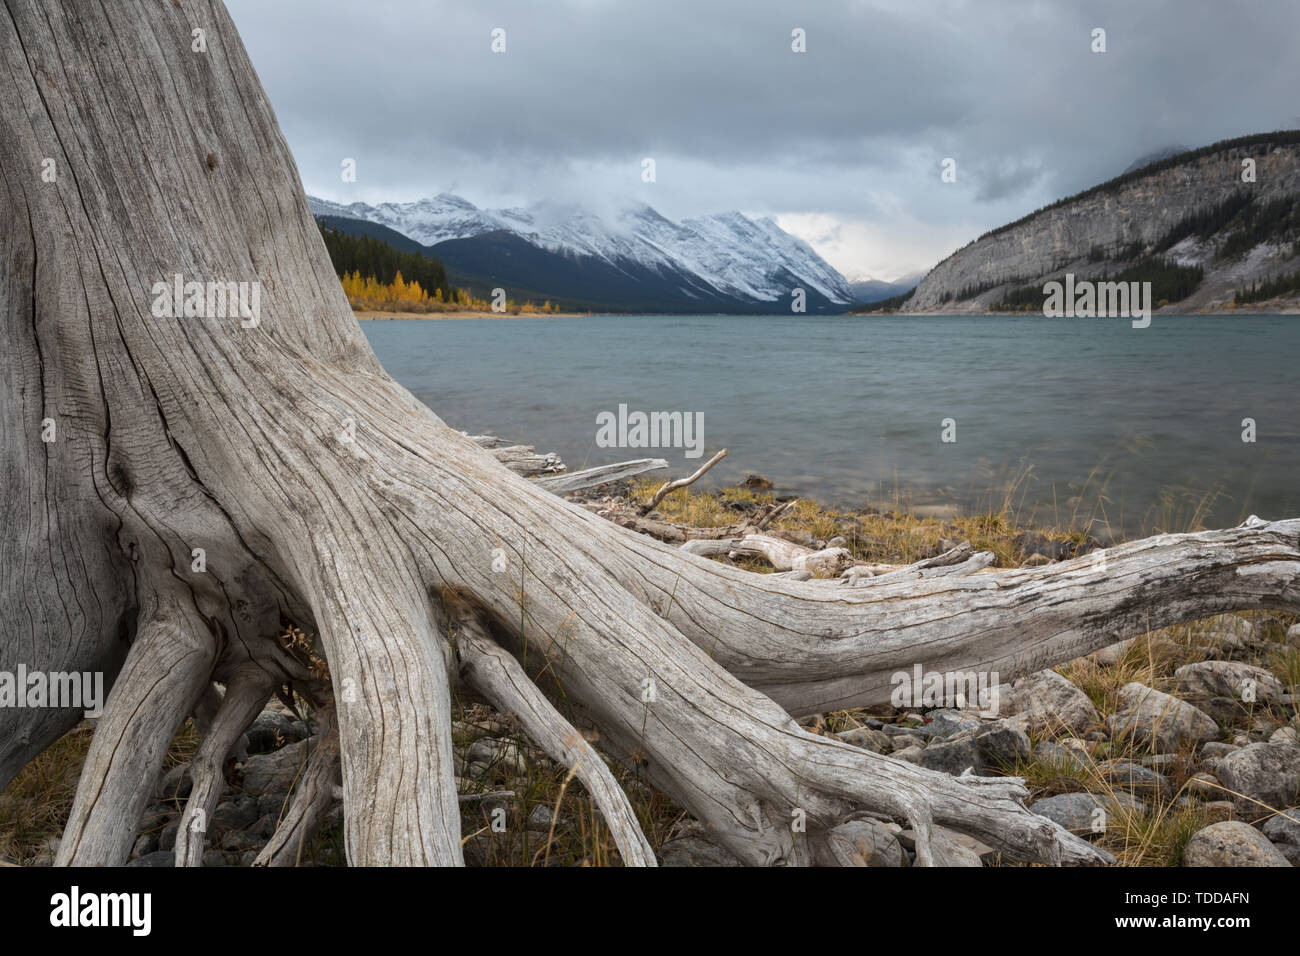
849,273,926,303
309,194,861,313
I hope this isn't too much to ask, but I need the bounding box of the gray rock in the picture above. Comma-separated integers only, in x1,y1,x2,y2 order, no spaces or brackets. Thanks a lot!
887,733,927,752
1196,696,1254,725
527,805,554,831
1214,742,1300,818
1104,790,1148,812
1090,638,1136,666
126,850,175,867
916,708,982,738
218,829,265,853
130,831,158,858
1262,810,1300,865
1060,736,1094,757
257,793,288,818
158,822,179,852
1198,616,1255,652
1201,741,1240,759
1173,661,1286,709
910,736,980,775
1138,753,1182,771
1285,624,1300,649
1186,772,1223,799
1034,740,1087,770
891,744,925,762
836,726,891,753
1183,821,1292,867
882,722,924,738
1100,760,1171,799
239,739,311,796
905,720,1030,775
210,795,259,835
139,805,175,833
1005,669,1098,735
1030,793,1107,837
153,763,192,801
245,710,305,754
659,821,744,867
968,720,1033,771
896,824,987,866
1106,682,1220,753
465,737,528,776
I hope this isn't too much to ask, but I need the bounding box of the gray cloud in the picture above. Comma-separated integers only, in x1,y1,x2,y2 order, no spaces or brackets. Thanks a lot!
226,0,1300,279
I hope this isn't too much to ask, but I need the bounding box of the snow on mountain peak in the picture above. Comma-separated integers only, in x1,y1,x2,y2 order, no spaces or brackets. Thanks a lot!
307,193,855,305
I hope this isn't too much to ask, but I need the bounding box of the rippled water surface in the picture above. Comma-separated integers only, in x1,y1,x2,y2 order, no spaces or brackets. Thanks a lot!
363,314,1300,535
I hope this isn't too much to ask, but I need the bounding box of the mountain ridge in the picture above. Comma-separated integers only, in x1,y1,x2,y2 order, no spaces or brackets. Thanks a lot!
903,131,1300,313
309,193,855,313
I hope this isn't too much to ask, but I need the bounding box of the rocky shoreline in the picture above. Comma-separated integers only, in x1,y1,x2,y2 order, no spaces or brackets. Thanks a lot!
4,479,1298,867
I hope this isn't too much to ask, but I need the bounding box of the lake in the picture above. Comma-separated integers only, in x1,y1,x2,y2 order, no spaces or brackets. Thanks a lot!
362,314,1299,538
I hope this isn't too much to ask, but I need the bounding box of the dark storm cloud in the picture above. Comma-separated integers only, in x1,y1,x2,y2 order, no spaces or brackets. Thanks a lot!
225,0,1300,278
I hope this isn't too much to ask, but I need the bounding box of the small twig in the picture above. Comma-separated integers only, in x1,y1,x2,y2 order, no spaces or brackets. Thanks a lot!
750,498,798,531
640,449,728,515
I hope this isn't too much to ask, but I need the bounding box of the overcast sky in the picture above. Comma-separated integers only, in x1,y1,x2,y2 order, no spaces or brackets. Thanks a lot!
226,0,1300,282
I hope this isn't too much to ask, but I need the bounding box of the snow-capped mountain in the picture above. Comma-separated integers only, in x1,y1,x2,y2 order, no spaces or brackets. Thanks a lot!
309,193,855,311
311,194,508,248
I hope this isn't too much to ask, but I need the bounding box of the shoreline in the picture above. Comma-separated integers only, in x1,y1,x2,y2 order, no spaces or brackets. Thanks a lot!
354,307,1300,320
354,309,590,321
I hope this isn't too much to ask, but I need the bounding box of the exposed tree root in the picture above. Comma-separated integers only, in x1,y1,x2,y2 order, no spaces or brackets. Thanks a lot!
55,597,215,866
175,665,275,866
450,605,657,867
253,707,341,867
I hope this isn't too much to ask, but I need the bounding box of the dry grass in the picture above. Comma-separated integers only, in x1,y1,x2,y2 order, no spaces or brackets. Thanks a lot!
630,476,1076,569
449,704,685,867
0,717,199,865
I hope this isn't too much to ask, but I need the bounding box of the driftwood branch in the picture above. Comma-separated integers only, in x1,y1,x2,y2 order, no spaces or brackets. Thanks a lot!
533,458,668,494
488,444,566,477
729,534,855,576
640,449,728,514
606,497,799,544
461,433,567,476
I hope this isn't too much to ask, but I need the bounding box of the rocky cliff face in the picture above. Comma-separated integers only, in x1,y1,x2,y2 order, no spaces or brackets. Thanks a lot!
904,134,1300,313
